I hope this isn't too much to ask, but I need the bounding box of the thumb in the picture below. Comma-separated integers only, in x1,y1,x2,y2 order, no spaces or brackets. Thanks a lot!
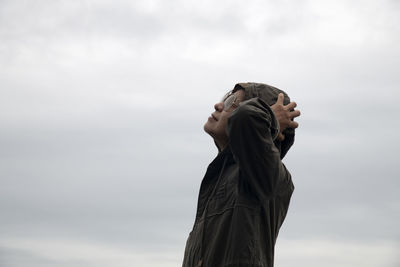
276,93,284,105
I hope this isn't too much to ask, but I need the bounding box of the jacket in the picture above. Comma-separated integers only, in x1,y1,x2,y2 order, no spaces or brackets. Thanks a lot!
183,83,295,267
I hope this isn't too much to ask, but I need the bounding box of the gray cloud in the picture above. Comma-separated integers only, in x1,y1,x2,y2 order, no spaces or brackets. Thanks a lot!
1,0,399,266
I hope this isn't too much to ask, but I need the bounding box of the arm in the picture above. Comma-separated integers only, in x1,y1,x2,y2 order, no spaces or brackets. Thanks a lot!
227,97,295,200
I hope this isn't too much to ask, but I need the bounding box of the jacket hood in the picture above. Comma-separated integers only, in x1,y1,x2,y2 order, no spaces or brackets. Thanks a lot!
232,82,295,159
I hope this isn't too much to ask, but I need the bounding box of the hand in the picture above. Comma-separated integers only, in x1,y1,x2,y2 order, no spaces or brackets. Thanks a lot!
270,93,301,141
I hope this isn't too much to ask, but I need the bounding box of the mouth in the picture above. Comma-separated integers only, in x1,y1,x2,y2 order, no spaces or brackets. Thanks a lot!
211,114,218,121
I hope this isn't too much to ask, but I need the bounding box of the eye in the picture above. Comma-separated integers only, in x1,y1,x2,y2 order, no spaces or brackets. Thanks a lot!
223,94,236,110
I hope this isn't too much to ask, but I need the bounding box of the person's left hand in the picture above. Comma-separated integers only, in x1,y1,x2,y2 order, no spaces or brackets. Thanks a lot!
270,93,301,141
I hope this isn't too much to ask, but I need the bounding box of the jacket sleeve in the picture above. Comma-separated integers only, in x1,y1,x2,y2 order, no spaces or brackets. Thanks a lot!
227,97,292,201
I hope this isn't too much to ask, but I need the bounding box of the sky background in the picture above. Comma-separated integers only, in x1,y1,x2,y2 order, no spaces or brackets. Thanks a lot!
1,0,399,266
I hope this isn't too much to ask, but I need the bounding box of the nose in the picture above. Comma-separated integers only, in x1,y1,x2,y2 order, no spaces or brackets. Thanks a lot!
214,102,224,111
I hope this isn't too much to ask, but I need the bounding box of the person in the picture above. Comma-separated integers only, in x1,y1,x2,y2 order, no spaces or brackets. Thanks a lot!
182,82,301,267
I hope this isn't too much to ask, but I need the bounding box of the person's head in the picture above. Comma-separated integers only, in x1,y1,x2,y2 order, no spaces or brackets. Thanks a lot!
204,82,296,159
203,88,245,151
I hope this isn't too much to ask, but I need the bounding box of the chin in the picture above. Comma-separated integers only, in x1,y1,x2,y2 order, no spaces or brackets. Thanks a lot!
203,122,211,134
203,122,215,137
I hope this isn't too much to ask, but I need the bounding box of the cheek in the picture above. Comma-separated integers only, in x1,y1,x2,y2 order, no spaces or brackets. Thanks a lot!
216,116,229,132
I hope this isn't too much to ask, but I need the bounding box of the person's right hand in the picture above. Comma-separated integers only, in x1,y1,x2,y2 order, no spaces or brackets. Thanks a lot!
270,93,301,141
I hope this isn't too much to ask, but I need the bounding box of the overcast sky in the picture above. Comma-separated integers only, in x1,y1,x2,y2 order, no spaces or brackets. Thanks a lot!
1,0,399,266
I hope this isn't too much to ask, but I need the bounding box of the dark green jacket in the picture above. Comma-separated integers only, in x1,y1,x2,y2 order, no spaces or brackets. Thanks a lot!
183,90,295,267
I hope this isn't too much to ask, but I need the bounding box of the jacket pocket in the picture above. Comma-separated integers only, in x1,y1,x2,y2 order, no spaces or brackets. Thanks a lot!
206,180,237,218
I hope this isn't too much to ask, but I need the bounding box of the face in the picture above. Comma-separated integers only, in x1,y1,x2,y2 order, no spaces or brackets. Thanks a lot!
204,89,245,149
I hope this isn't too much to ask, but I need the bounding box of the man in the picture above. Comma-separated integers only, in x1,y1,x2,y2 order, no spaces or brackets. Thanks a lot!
182,82,300,267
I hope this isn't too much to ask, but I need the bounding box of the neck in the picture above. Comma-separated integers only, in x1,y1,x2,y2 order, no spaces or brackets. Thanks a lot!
215,139,228,152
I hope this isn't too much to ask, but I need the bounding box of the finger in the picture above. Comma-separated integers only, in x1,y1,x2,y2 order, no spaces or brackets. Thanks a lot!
286,101,297,110
276,93,284,105
290,121,299,128
277,132,285,141
290,110,301,119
